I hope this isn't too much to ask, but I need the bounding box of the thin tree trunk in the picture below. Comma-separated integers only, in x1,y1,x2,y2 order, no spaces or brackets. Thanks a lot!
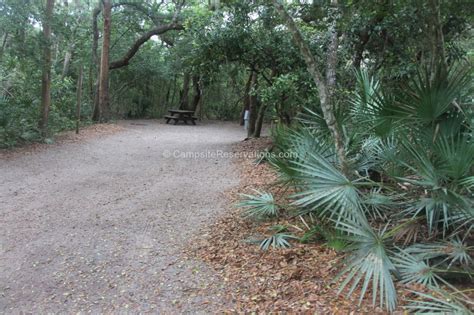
272,0,347,173
254,68,279,136
254,102,266,138
91,6,100,121
352,29,369,69
170,75,177,107
98,0,111,121
254,68,277,136
428,0,446,72
61,45,74,79
240,72,252,126
39,0,54,137
352,14,385,69
76,66,83,134
190,75,201,112
197,85,204,119
88,64,93,102
0,32,8,61
247,71,258,138
178,72,190,110
164,80,171,107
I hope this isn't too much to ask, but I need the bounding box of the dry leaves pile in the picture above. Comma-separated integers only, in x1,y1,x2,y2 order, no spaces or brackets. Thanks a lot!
189,137,416,313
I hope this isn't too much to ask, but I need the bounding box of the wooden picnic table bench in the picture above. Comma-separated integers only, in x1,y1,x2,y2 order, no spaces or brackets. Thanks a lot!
164,109,197,125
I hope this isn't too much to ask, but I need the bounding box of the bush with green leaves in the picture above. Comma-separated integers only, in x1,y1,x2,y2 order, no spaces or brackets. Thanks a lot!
267,64,473,312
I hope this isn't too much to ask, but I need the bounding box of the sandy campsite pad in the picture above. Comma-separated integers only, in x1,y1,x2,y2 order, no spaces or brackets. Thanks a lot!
0,120,243,313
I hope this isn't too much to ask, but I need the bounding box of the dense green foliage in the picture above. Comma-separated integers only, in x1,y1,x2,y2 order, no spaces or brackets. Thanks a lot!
1,1,472,146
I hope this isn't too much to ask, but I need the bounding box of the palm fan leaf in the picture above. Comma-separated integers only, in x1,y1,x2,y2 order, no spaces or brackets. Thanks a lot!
395,64,471,126
406,287,471,314
290,150,366,225
236,190,279,219
336,218,398,311
392,248,442,287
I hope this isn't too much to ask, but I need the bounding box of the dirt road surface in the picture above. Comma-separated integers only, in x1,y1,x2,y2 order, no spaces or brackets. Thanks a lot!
0,120,244,313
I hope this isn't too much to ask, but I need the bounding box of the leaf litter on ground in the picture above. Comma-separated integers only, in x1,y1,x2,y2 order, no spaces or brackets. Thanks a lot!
185,137,426,313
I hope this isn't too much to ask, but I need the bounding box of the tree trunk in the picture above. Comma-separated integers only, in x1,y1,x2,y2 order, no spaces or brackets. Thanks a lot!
164,81,171,107
191,75,201,112
352,29,369,69
277,93,292,125
61,45,73,79
98,0,111,121
240,72,252,126
91,6,101,121
168,75,176,107
178,72,190,110
90,1,182,121
76,66,83,134
0,33,8,61
272,0,348,173
38,0,54,137
247,71,258,138
88,64,93,103
352,14,385,69
428,0,446,72
254,102,266,138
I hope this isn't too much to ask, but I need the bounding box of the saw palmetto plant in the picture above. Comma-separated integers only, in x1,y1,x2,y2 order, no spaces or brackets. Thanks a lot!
253,63,474,312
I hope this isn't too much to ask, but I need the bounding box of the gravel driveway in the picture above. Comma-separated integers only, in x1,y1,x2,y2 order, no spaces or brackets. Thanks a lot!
0,120,244,313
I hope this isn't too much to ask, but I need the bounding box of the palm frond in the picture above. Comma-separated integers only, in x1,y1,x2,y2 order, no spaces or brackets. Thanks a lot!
395,63,472,127
362,188,400,220
406,238,473,268
259,233,297,251
290,150,366,225
434,134,474,181
397,140,441,188
236,190,280,219
336,219,397,311
406,287,471,314
397,139,471,234
268,125,334,187
459,176,474,189
392,249,441,287
296,107,332,139
350,69,397,137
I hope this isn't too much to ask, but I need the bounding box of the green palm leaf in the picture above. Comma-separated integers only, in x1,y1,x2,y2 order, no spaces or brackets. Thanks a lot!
336,219,398,311
236,190,280,219
406,238,473,268
406,287,471,314
290,150,365,224
259,233,297,251
350,69,398,137
434,134,474,182
395,64,471,126
392,249,441,287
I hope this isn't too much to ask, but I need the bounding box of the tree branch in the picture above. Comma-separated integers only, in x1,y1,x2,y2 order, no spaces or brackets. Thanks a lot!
109,23,184,69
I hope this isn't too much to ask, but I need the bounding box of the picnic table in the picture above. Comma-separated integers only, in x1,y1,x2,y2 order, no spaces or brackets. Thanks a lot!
164,109,197,125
